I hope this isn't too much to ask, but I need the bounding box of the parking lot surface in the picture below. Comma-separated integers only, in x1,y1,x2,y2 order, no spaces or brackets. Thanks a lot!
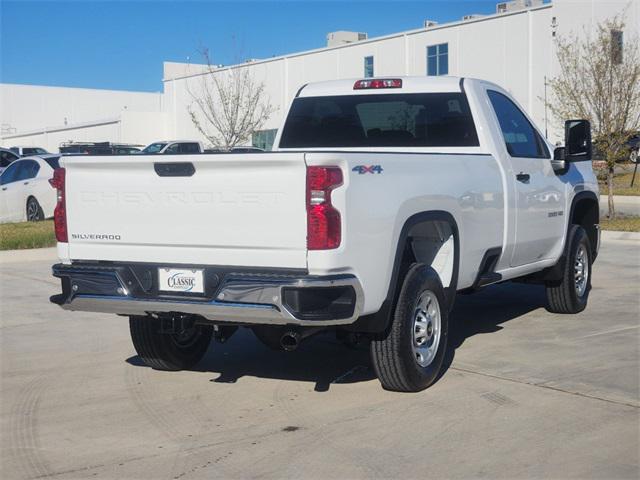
1,238,639,479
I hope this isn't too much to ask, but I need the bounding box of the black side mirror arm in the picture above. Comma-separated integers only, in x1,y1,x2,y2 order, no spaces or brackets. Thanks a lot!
552,146,567,173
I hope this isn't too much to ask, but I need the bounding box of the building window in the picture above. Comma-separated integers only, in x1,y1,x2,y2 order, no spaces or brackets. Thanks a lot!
427,43,448,76
364,56,374,78
252,129,277,151
611,30,623,64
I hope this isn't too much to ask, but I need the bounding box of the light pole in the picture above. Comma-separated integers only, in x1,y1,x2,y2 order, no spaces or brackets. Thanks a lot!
544,75,548,139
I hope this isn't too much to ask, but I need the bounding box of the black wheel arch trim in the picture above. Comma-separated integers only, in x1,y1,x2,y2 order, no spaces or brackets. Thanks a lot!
347,210,460,334
569,190,599,260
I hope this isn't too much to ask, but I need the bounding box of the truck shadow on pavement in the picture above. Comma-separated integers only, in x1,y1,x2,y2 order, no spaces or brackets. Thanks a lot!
440,282,547,380
126,282,547,392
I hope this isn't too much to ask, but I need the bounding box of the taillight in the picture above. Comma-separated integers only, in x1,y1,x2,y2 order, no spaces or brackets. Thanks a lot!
353,78,402,90
50,168,67,242
306,166,342,250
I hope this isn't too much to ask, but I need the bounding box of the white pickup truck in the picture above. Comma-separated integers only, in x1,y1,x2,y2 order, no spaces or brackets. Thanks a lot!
50,76,599,392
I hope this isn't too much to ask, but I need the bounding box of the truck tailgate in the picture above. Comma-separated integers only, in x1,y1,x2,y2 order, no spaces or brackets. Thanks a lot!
61,153,308,268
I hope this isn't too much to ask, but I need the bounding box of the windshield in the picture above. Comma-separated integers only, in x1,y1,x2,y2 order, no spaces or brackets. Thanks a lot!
279,93,479,148
142,143,167,154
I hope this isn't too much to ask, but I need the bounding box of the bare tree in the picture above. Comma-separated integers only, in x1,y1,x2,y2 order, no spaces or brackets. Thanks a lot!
546,16,640,218
186,48,276,150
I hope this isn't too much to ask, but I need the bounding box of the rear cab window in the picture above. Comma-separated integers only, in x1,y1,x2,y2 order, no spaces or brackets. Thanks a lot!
279,92,479,148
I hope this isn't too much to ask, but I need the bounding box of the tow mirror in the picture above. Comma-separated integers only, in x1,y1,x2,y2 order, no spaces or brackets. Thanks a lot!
564,119,592,161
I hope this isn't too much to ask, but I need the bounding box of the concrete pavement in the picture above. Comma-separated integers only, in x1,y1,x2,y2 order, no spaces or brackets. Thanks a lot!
1,238,638,479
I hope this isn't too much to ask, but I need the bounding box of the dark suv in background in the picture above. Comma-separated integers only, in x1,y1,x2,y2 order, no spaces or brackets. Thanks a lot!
59,142,142,155
10,146,49,156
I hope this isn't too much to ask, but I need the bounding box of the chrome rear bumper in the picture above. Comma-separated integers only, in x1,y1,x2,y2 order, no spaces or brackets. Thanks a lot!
51,263,364,327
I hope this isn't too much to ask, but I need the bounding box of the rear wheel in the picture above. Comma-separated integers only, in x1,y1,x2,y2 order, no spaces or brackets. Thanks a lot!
545,225,592,314
26,197,44,221
371,264,449,392
129,315,213,370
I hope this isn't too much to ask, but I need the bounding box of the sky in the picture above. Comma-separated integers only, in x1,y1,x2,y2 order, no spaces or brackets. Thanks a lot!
2,0,520,92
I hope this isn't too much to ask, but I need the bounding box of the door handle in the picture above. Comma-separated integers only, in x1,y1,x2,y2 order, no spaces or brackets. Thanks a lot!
23,181,29,185
516,172,530,183
1,187,6,191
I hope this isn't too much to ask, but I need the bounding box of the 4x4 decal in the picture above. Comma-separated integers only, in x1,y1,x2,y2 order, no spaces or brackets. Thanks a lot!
352,165,383,174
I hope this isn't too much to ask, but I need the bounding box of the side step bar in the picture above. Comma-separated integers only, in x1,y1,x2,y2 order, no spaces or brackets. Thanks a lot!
472,247,503,289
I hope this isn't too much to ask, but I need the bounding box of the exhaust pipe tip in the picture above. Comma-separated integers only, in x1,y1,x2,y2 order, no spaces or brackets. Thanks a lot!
280,331,301,352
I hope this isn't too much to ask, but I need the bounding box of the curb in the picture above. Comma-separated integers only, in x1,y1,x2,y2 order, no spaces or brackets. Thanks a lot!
600,230,640,242
0,247,57,264
612,195,640,205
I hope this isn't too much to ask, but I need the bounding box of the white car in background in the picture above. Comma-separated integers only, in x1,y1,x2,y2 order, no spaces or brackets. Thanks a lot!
10,146,49,156
0,154,60,223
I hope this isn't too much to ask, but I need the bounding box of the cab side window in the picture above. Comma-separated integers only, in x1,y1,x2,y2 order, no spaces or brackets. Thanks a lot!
488,90,549,158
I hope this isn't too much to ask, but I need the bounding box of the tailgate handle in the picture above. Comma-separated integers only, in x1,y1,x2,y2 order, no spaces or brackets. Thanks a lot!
154,162,195,177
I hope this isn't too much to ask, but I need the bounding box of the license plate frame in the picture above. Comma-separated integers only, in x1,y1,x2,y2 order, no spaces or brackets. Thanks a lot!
158,268,205,294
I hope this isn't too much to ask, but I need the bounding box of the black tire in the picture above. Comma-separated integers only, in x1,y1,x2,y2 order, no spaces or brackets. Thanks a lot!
129,316,213,371
371,264,449,392
26,197,44,222
545,225,592,314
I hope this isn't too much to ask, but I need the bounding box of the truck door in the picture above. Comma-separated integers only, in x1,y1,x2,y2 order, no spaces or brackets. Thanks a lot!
487,90,566,267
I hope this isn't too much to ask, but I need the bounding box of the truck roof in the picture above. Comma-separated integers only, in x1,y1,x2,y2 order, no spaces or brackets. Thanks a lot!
298,76,469,97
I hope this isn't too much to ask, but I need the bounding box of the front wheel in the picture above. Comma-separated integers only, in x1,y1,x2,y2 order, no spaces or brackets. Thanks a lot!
129,315,213,371
371,264,449,392
630,149,638,164
545,225,592,314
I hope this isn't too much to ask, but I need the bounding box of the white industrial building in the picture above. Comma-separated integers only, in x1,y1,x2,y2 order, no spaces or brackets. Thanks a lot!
1,0,638,151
